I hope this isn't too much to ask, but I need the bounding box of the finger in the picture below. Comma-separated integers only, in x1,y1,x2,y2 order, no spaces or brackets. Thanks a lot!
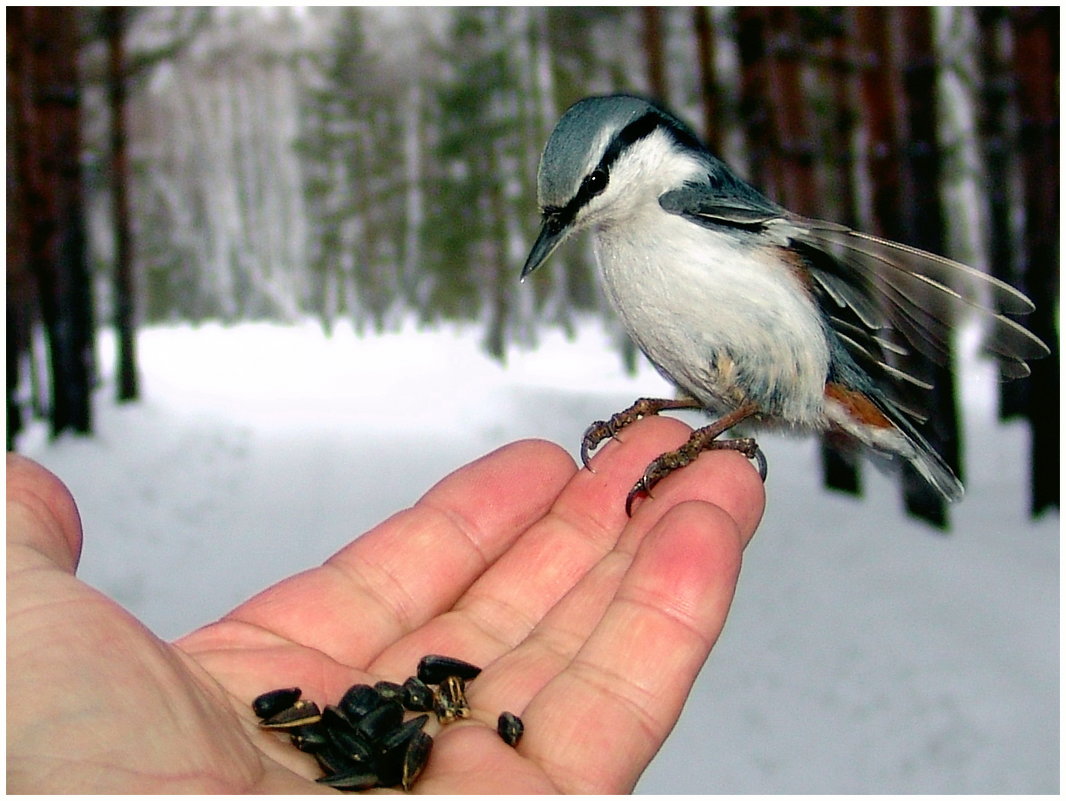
520,500,747,793
401,416,763,687
373,415,709,675
7,453,83,573
470,432,763,718
184,439,575,674
621,417,766,547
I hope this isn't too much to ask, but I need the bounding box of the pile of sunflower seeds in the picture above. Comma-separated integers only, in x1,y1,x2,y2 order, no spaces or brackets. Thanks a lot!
253,654,524,791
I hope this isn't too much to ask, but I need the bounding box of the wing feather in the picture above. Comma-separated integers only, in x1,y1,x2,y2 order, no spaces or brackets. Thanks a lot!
794,219,1048,377
657,179,1047,388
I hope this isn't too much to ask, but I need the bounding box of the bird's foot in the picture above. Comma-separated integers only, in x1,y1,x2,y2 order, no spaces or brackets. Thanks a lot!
625,427,767,517
580,397,703,468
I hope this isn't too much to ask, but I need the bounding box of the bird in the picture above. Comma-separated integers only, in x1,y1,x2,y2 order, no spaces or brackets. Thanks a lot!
520,93,1048,515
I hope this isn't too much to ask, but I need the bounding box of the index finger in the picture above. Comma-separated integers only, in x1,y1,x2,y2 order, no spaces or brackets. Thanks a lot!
378,415,763,681
181,439,576,679
523,499,749,793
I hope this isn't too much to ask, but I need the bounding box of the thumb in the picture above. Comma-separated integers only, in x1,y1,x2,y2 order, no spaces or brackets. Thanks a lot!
7,453,83,574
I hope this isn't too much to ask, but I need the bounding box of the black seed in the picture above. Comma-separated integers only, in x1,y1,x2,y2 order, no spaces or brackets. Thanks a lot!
326,724,374,765
316,766,380,791
402,730,433,791
289,723,329,753
376,754,402,788
381,726,433,790
375,741,404,785
355,699,404,741
252,687,301,719
338,683,383,721
433,675,470,724
497,711,524,746
373,680,405,702
258,699,321,729
313,743,355,777
377,713,429,754
402,677,434,712
417,654,482,684
321,704,356,733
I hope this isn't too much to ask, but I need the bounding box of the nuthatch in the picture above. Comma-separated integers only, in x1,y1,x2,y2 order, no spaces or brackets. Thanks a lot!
522,94,1048,514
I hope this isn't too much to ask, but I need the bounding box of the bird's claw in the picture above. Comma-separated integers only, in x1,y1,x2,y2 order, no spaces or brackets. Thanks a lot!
581,397,703,469
625,436,767,516
580,419,617,469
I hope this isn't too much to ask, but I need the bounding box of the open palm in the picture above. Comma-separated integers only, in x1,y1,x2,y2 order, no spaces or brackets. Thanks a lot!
7,416,763,793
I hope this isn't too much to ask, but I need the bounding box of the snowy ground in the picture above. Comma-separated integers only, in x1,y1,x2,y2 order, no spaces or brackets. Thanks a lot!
16,320,1058,793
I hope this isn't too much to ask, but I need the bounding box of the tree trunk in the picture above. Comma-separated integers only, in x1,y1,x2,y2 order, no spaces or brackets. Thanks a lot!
1010,7,1059,514
897,8,960,527
106,7,138,402
853,7,959,527
641,7,667,101
819,8,864,495
976,9,1019,387
18,7,95,438
692,7,722,153
763,8,817,216
7,9,32,448
735,8,777,195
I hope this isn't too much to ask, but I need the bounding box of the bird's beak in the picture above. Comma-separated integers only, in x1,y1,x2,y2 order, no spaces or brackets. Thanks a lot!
521,214,571,280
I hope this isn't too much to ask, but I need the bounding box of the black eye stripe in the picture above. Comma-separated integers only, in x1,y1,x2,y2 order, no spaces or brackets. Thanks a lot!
595,111,661,174
543,110,676,229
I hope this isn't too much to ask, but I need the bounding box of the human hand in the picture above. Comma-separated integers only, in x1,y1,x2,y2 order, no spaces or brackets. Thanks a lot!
7,415,764,793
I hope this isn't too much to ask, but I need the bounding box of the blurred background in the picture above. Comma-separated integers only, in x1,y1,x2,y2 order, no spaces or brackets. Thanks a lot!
6,7,1060,793
8,7,1059,521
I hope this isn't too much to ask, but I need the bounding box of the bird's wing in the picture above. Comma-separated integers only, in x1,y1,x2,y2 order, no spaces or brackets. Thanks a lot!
788,215,1048,380
659,180,1047,384
659,176,784,227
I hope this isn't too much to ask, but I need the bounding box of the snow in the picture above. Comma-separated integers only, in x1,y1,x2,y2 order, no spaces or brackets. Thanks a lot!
17,319,1058,793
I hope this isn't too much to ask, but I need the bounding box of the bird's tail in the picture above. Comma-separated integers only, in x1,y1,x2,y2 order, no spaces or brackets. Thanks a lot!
877,393,965,502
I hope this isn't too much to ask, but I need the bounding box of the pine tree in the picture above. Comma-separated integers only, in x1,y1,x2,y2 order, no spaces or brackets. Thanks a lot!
421,8,530,356
299,7,413,335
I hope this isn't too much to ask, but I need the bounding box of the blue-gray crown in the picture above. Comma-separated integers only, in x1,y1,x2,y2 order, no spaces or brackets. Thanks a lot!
536,94,701,211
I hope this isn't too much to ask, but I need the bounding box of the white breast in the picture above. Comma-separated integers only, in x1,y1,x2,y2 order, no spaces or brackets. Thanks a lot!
593,211,831,427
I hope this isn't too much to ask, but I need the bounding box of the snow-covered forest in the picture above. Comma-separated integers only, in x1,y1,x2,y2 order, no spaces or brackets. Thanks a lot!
7,7,1059,793
79,6,1056,352
11,7,1058,522
98,7,655,340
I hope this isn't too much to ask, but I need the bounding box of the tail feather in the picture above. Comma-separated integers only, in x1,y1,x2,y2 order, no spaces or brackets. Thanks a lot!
902,434,965,502
872,392,964,503
824,382,964,502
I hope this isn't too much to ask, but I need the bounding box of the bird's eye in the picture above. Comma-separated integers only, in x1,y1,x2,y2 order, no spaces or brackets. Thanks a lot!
583,169,608,197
